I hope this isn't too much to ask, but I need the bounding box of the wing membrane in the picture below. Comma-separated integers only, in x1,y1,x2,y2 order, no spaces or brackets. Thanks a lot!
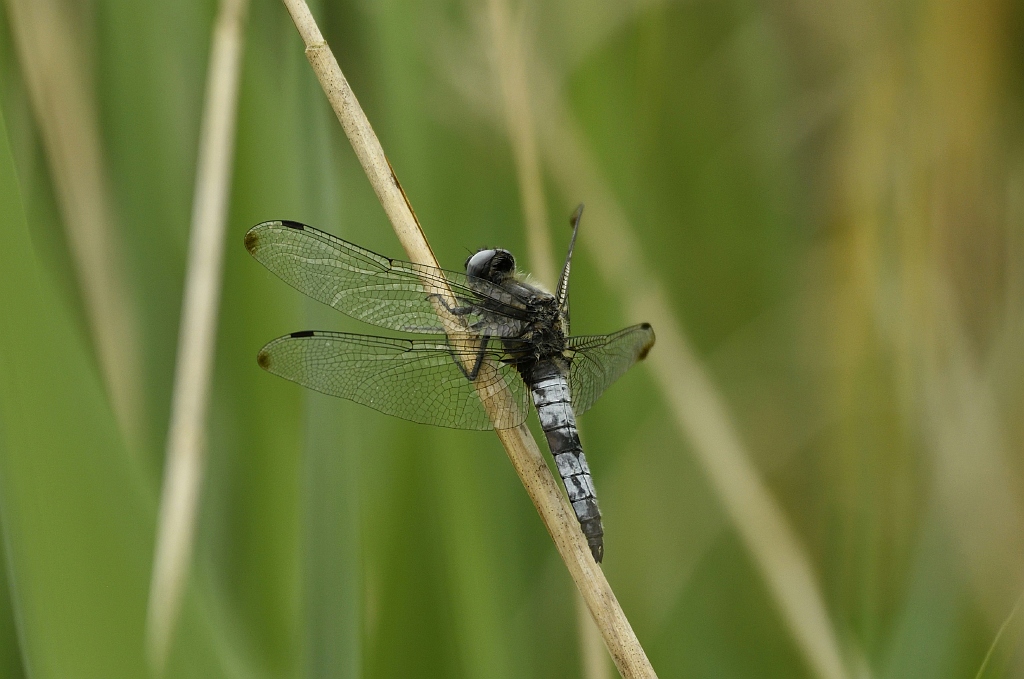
245,220,530,335
565,324,655,415
257,331,530,430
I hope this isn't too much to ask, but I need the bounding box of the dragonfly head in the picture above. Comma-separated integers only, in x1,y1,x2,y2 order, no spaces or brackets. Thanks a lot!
466,248,516,284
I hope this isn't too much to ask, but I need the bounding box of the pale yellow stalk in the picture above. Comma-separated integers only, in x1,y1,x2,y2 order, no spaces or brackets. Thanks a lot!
146,0,249,670
484,2,610,676
5,0,144,451
534,96,853,679
486,0,555,290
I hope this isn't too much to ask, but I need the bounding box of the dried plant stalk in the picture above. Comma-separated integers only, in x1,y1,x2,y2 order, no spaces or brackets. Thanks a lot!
485,0,554,289
484,2,610,676
5,0,144,451
533,91,852,679
279,1,656,676
146,0,249,670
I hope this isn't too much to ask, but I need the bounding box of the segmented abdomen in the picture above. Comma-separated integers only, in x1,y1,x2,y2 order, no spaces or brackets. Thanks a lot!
531,373,604,562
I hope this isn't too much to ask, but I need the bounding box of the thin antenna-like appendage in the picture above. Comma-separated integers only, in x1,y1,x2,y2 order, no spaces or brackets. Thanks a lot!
555,204,583,330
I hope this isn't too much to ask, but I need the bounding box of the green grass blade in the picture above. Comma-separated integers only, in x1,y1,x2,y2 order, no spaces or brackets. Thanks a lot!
0,88,153,679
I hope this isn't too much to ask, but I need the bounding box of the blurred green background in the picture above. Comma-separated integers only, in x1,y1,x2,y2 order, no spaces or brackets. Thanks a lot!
1,0,1023,677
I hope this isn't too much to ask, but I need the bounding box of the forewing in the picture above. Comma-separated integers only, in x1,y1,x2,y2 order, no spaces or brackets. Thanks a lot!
565,323,655,415
256,331,530,430
245,220,528,335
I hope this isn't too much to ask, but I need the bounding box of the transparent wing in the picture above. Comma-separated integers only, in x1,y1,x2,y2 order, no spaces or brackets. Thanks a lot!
257,331,530,430
565,323,655,415
245,220,531,336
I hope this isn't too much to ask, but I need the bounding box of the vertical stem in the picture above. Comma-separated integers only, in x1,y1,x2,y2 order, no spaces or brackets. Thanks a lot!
535,92,853,679
486,0,554,289
5,0,144,451
146,0,249,670
484,2,610,676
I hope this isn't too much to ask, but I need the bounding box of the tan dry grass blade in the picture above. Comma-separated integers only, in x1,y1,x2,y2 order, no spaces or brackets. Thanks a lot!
485,0,555,290
145,0,249,670
527,75,855,679
279,1,656,676
578,590,614,679
451,12,855,679
973,589,1024,679
912,7,1024,627
924,290,1024,619
5,0,144,450
484,3,610,677
819,0,1024,628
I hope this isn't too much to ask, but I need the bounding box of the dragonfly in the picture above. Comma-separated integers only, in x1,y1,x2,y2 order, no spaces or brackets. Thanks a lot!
244,206,654,562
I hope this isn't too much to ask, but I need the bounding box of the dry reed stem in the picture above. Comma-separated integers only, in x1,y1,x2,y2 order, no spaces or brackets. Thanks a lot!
578,590,614,679
145,0,249,670
823,0,1024,627
5,0,144,451
973,588,1024,679
912,3,1024,624
485,0,554,290
279,1,655,676
536,104,852,679
484,3,609,677
923,288,1024,617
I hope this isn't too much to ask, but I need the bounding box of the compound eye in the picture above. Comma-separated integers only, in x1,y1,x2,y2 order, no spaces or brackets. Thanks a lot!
466,249,496,278
492,249,515,273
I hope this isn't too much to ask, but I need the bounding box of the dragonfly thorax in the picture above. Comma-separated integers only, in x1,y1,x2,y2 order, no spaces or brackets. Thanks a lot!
500,293,568,379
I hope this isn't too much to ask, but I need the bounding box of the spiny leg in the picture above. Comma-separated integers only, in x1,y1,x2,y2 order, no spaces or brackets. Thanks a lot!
450,333,490,381
428,293,476,318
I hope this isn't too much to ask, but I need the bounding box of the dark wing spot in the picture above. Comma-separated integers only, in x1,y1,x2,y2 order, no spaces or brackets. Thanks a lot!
637,325,655,360
291,330,316,338
280,220,306,230
243,229,260,253
257,350,272,370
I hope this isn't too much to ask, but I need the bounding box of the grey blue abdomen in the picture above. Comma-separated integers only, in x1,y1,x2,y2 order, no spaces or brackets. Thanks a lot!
531,373,604,562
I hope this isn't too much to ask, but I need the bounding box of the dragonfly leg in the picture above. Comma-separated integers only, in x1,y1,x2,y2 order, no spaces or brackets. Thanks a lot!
428,293,475,317
450,334,490,381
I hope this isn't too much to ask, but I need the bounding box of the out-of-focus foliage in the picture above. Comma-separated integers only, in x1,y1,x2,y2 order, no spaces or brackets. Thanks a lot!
1,0,1023,677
